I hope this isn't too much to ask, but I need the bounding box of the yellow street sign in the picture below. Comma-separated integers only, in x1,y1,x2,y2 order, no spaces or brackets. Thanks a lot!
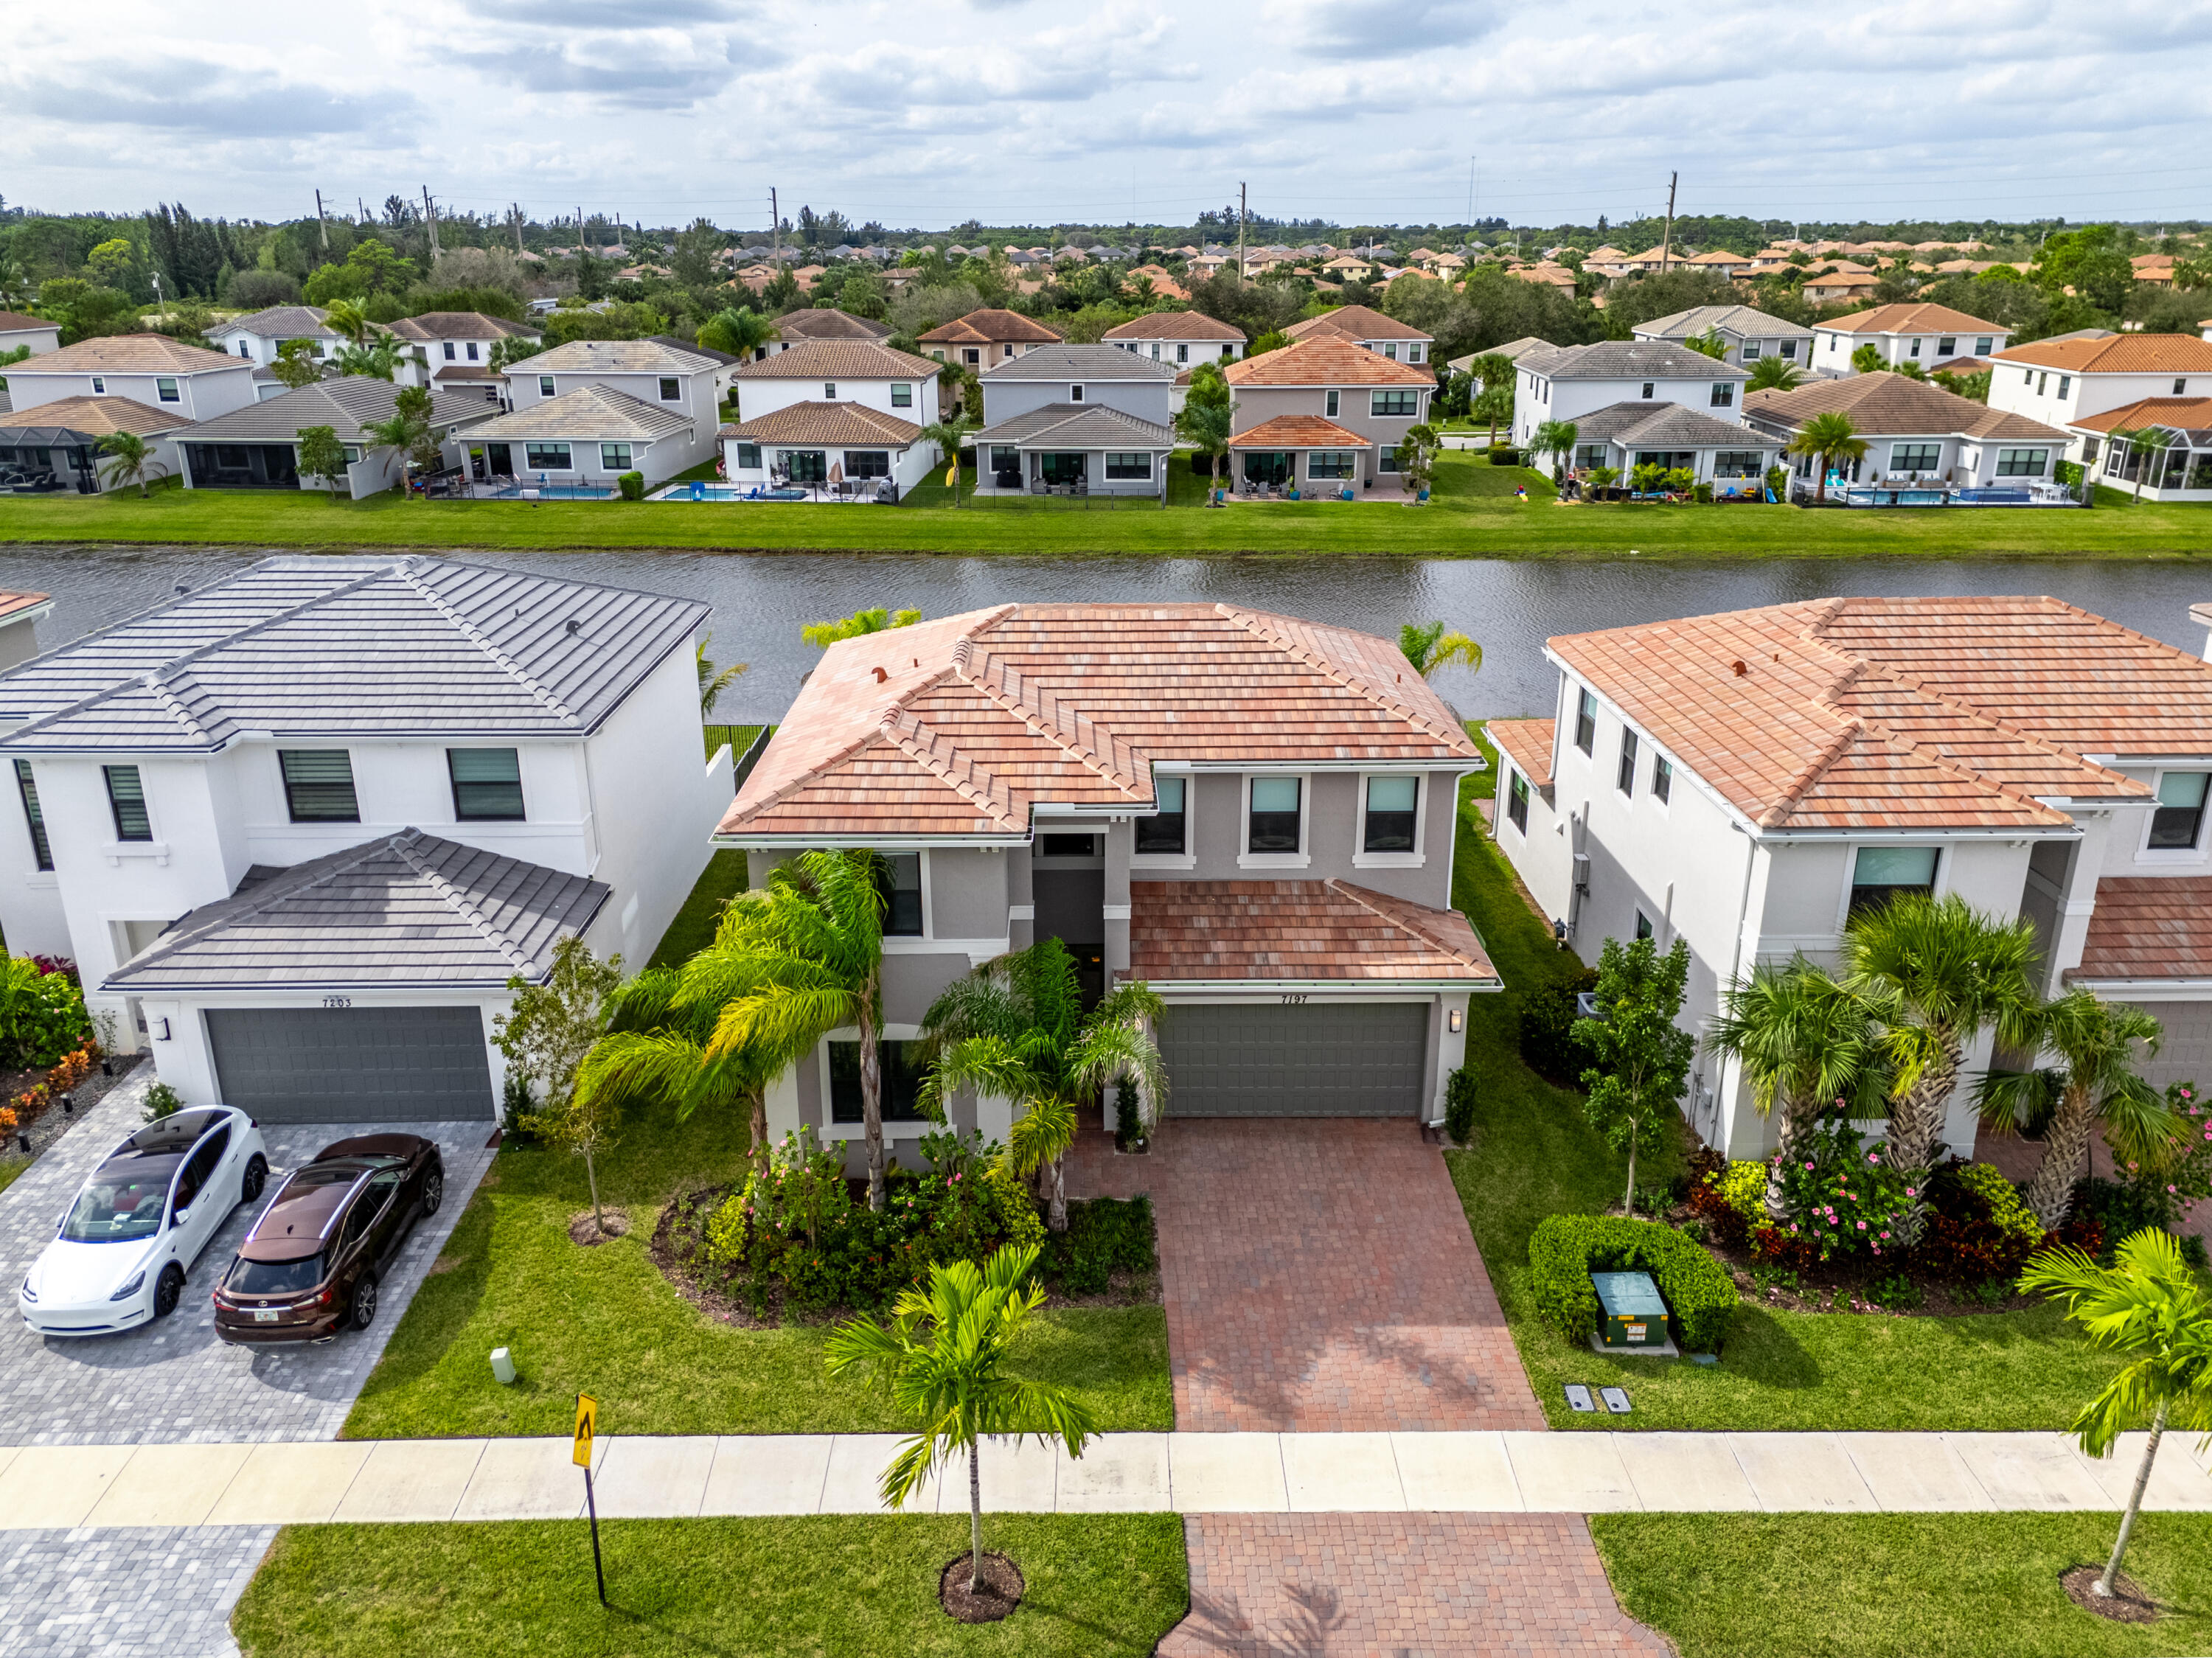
573,1393,598,1468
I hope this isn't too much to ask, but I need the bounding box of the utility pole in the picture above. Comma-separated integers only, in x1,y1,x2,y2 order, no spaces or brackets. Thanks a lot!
422,187,441,265
1237,181,1246,279
314,189,330,251
1658,171,1677,274
358,198,369,226
512,203,525,254
771,187,780,265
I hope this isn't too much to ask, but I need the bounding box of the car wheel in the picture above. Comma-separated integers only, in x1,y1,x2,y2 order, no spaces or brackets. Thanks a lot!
153,1263,186,1320
421,1163,445,1216
349,1274,379,1331
241,1154,268,1205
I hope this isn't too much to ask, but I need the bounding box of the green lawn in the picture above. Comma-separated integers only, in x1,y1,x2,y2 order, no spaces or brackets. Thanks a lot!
1446,771,2121,1430
0,1158,29,1199
1594,1513,2212,1658
7,454,2202,556
644,848,748,971
233,1514,1189,1658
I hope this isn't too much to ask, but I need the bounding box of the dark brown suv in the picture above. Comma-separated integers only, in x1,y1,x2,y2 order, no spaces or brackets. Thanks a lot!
212,1134,445,1344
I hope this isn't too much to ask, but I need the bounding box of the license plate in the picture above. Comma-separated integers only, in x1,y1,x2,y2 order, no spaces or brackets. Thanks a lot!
254,1309,280,1323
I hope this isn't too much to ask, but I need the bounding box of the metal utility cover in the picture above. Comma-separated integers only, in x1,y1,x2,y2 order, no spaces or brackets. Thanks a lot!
1156,1001,1428,1117
1564,1384,1596,1413
1593,1270,1670,1350
1601,1387,1632,1414
208,1006,495,1122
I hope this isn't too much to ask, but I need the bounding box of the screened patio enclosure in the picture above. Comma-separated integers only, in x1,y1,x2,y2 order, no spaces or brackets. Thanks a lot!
0,427,100,492
182,442,300,489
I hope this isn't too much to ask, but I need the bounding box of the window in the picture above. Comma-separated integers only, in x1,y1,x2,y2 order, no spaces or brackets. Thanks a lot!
279,750,358,823
467,342,479,361
1616,731,1638,794
1975,336,1993,355
1308,450,1355,480
1325,389,1340,417
964,347,981,366
822,383,838,400
1635,910,1654,941
1639,381,1654,399
1780,341,1798,360
91,377,105,394
538,375,555,397
1002,344,1014,358
600,443,632,472
841,450,887,479
1039,834,1096,858
1381,342,1399,360
448,748,524,821
444,342,457,361
1889,442,1941,473
658,377,681,401
2150,773,2210,849
830,1039,926,1123
105,764,150,841
1363,776,1418,852
2035,372,2047,395
2177,378,2190,397
1137,776,1185,854
1652,756,1673,804
990,445,1019,475
155,377,179,403
1995,448,2048,478
1908,338,1922,358
1573,688,1597,754
15,761,49,871
524,442,572,470
1710,383,1735,408
1742,341,1762,360
734,442,761,469
1176,343,1189,363
1506,769,1529,832
1105,452,1151,479
1850,846,1938,917
786,450,827,483
1248,776,1301,853
2057,375,2070,398
1936,337,1956,357
891,382,912,408
238,341,252,358
1713,451,1765,477
342,445,361,464
1371,389,1418,417
1378,447,1400,473
1069,384,1085,402
1408,344,1423,363
877,852,923,933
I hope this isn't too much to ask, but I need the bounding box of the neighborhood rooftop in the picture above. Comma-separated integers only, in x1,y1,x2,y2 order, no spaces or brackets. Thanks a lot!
723,403,924,445
731,340,939,380
383,312,543,343
465,385,695,442
768,309,894,342
1102,312,1245,342
497,337,720,377
0,396,195,438
1994,332,2212,373
1635,304,1812,340
1284,304,1431,343
1818,302,2008,336
1745,372,2072,441
1130,879,1499,987
14,334,243,375
178,380,493,443
1517,341,1752,380
918,310,1065,346
981,344,1182,380
218,306,340,340
1225,338,1436,388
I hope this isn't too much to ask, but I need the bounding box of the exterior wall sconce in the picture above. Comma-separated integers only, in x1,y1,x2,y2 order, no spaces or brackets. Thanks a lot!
1448,1007,1462,1033
153,1017,172,1041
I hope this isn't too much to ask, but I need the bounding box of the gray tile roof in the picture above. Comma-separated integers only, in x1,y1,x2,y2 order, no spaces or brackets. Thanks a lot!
384,312,543,343
213,307,338,341
1446,337,1549,374
463,386,694,442
509,338,719,377
979,344,1181,383
1632,304,1813,341
1519,340,1750,381
0,554,708,752
971,403,1175,447
178,380,495,443
1570,400,1780,449
104,829,609,992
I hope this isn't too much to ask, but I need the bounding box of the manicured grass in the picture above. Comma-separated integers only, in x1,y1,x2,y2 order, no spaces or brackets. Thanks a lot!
7,452,2202,556
343,1093,1172,1440
1593,1513,2212,1657
0,1158,29,1198
233,1514,1189,1658
1444,782,2121,1430
644,848,748,971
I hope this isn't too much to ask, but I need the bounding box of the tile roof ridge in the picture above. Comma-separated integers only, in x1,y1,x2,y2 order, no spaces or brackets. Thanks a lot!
1325,878,1483,969
1756,716,1865,828
1216,604,1469,750
956,651,1150,798
878,708,1026,831
141,668,215,745
389,829,540,972
394,560,580,725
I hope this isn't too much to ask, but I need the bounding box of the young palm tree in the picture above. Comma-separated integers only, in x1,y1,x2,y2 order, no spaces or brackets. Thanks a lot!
1977,992,2170,1230
824,1243,1098,1594
2020,1229,2212,1599
334,336,403,381
324,298,374,347
1745,355,1807,392
919,415,973,504
96,431,168,498
696,307,779,360
695,849,895,1208
1176,399,1234,497
801,607,922,649
1472,383,1514,447
1785,411,1868,502
361,386,438,488
1398,621,1484,680
1843,891,2039,1180
1532,418,1579,482
695,635,745,714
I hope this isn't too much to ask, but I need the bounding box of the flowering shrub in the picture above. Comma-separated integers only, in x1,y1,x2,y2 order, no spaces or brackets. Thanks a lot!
1761,1117,1914,1263
0,958,94,1070
1691,1159,1770,1244
1913,1159,2046,1281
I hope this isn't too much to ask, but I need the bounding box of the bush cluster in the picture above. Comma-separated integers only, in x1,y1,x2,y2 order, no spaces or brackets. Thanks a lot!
1528,1213,1739,1353
1912,1159,2047,1281
0,958,94,1071
1688,1156,1769,1245
1758,1118,1916,1263
1443,1065,1478,1145
616,470,645,501
1037,1197,1157,1295
1515,968,1599,1086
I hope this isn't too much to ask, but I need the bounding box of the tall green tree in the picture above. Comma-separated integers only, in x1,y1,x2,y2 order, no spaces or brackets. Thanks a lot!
696,307,779,360
1394,421,1440,494
1175,397,1234,496
333,335,403,381
1532,417,1579,481
269,338,324,390
493,936,625,1234
1784,411,1868,502
1397,621,1483,679
95,430,167,498
1575,936,1694,1211
323,297,375,346
293,425,350,499
802,607,922,649
361,385,439,481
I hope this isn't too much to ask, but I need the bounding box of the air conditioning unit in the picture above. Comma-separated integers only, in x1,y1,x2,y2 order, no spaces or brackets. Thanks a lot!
1571,851,1591,893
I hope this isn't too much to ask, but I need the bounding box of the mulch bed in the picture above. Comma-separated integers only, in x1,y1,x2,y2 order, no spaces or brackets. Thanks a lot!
2062,1564,2160,1622
939,1550,1023,1623
0,1052,149,1164
568,1207,630,1247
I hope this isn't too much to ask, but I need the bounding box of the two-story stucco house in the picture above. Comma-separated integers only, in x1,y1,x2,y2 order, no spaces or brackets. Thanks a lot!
1988,332,2212,459
1512,341,1751,451
6,335,257,423
0,311,64,357
1487,595,2212,1163
204,306,344,400
1224,339,1436,493
919,310,1064,369
759,309,894,360
715,604,1498,1166
0,555,731,1125
1810,303,2010,378
386,312,543,403
971,345,1178,497
1102,311,1246,370
1632,304,1813,369
1745,372,2073,495
720,339,945,495
468,338,724,484
1284,304,1435,367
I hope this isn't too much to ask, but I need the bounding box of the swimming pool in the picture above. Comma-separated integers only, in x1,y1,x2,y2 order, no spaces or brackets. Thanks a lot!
490,484,616,500
652,484,811,502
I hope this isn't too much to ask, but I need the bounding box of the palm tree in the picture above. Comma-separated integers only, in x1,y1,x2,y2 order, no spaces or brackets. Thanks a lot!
919,415,973,505
1472,383,1514,447
696,307,779,360
334,336,403,381
1532,418,1579,481
1176,399,1233,497
2107,425,2170,504
0,258,29,310
1843,891,2039,1182
801,607,921,649
696,850,895,1208
917,938,1166,1231
1710,958,1887,1216
696,635,745,714
1977,992,2170,1230
1398,621,1483,680
96,431,168,498
324,298,374,347
1785,411,1868,502
824,1243,1098,1595
1746,355,1806,392
361,386,438,488
2020,1228,2212,1600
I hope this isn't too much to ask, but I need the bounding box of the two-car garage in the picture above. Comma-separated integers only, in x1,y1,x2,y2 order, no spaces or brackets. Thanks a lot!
205,1006,497,1124
1155,1001,1434,1117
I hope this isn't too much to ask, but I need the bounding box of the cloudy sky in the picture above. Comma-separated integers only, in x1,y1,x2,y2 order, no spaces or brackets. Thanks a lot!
9,0,2211,230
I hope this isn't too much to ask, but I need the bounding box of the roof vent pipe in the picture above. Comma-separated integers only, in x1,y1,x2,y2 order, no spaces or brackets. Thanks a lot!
566,619,581,635
873,666,888,683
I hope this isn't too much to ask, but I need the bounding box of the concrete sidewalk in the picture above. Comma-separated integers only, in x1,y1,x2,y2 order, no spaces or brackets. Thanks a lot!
4,1429,2207,1529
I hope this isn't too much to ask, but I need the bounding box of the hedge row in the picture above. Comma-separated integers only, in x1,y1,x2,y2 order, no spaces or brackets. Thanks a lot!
1528,1213,1739,1354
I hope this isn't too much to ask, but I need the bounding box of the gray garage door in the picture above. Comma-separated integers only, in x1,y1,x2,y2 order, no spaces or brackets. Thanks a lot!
1158,1001,1429,1117
206,1006,495,1123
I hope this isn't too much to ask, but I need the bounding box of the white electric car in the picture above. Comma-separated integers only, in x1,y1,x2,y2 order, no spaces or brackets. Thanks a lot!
19,1106,268,1337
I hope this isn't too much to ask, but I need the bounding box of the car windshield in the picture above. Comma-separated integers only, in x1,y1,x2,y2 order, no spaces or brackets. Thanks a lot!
228,1255,325,1296
60,1156,181,1242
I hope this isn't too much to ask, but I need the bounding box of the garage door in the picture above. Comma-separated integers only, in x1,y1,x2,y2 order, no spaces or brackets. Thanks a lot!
1157,1001,1429,1117
206,1006,495,1123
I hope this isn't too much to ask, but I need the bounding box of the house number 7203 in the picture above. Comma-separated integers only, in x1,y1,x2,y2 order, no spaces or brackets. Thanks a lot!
1279,993,1308,1005
323,995,352,1009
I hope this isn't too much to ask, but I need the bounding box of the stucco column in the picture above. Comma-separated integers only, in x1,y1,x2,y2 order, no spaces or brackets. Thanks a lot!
1008,846,1034,951
1104,822,1133,981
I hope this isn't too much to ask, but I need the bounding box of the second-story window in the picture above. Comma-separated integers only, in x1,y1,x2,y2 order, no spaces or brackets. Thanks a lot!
279,750,360,823
1573,689,1597,755
1652,756,1673,804
1248,777,1301,854
877,853,923,934
1506,770,1529,833
2151,773,2210,849
538,375,555,397
1137,776,1186,854
15,760,51,871
156,377,180,403
1616,732,1638,795
448,748,524,821
1850,846,1938,918
444,342,457,361
1363,776,1418,852
891,383,912,408
1710,383,1734,407
658,377,682,401
1325,389,1340,417
1371,390,1417,417
105,764,151,841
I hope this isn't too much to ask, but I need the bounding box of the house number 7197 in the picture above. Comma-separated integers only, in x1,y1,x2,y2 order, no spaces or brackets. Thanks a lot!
1279,993,1308,1005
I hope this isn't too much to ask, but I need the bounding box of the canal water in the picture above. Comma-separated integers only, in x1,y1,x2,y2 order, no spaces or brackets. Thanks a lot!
2,545,2207,724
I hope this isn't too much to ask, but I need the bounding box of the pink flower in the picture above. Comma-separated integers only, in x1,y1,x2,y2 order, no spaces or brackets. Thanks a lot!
1869,1154,1882,1165
1857,1219,1867,1230
1804,1161,1815,1170
1905,1187,1918,1198
1880,1230,1891,1240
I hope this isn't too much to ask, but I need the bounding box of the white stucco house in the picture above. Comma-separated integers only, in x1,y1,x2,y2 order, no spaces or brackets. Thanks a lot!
0,556,730,1125
1512,341,1750,450
481,338,725,479
1284,304,1435,366
1488,595,2212,1161
1988,332,2212,459
1631,304,1813,369
0,311,66,356
4,335,257,423
972,345,1179,497
720,338,945,496
1744,372,2074,494
205,306,344,398
385,311,543,403
174,379,498,497
1809,302,2009,378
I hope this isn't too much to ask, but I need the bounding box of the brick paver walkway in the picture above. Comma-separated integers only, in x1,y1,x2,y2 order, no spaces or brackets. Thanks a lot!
1162,1514,1671,1657
1069,1118,1544,1432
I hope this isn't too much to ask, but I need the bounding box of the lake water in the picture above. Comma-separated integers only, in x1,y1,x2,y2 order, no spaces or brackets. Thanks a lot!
4,544,2208,724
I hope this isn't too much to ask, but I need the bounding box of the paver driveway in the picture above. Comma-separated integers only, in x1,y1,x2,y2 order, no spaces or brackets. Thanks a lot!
1070,1118,1543,1433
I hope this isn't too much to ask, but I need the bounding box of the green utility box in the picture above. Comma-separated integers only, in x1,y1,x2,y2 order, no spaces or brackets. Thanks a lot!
1592,1271,1670,1351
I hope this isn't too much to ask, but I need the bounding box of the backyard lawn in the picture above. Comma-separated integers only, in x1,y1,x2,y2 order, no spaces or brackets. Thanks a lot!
233,1514,1189,1658
1594,1513,2212,1658
1447,763,2124,1431
4,453,2205,557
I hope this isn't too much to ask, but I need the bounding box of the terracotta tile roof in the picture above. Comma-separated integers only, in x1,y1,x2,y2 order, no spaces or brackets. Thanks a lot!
722,402,922,445
1225,339,1434,389
0,395,195,437
1486,718,1555,788
734,339,938,380
1817,303,2005,335
918,309,1065,345
1228,414,1371,450
1743,373,2070,442
1283,304,1433,344
2068,397,2212,436
721,604,1481,840
1103,311,1245,342
13,334,245,375
767,309,893,342
2070,877,2212,983
1130,879,1500,985
1993,333,2212,375
1547,596,2212,833
0,592,48,622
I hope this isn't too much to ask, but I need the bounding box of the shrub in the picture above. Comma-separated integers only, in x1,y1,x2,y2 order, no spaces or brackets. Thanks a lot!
1443,1065,1478,1145
1691,1158,1769,1244
1767,1117,1913,1262
1516,968,1599,1086
0,957,94,1070
1040,1197,1157,1295
142,1081,183,1122
617,470,645,501
1691,482,1714,504
1528,1213,1739,1353
1486,446,1523,465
